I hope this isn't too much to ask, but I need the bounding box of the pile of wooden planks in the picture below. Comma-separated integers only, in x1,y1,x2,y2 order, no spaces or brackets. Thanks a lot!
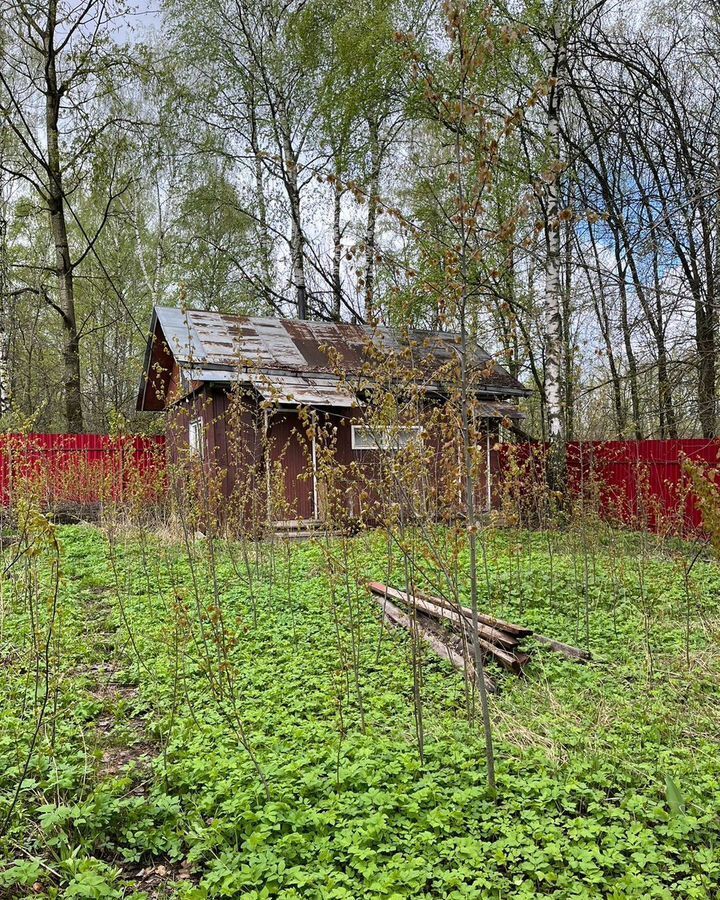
367,581,590,692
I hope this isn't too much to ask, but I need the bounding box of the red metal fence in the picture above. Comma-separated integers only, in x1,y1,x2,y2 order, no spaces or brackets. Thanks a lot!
0,433,166,509
499,439,720,533
2,433,719,533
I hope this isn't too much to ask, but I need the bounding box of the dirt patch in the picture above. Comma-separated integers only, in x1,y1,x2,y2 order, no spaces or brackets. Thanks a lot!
76,661,140,712
121,859,197,897
99,740,156,782
93,683,157,781
92,680,139,705
76,595,159,786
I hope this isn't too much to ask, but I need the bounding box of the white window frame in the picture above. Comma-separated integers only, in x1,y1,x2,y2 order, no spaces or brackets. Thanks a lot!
188,417,205,459
351,424,423,452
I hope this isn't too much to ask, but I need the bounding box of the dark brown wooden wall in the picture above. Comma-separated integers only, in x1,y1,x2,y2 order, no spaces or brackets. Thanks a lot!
165,391,499,524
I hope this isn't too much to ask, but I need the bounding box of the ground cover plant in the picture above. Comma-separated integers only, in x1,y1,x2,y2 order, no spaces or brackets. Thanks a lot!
1,518,719,899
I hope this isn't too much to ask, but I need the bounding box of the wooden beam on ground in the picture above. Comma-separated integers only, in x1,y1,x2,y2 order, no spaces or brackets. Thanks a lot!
371,593,496,693
367,582,518,649
413,589,533,638
476,638,532,674
534,634,591,661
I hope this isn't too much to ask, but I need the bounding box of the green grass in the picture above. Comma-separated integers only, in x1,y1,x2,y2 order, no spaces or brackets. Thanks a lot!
1,523,720,898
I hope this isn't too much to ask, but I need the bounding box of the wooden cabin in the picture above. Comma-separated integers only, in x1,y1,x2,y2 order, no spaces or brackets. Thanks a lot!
136,307,528,525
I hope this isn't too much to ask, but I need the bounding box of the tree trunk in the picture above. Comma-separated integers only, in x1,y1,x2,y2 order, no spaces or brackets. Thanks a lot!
453,56,495,791
332,175,342,321
249,91,274,308
696,292,716,438
636,175,678,438
289,213,308,320
0,24,10,416
0,195,9,418
45,1,83,432
286,173,307,320
562,197,574,441
605,218,643,440
657,347,676,439
617,262,643,440
0,155,9,416
652,253,677,439
496,243,521,380
701,139,720,439
543,20,566,492
587,227,625,437
277,103,308,320
364,116,381,323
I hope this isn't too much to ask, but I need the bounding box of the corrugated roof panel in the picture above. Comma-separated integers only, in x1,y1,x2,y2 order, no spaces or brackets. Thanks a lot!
249,372,358,408
155,307,205,363
183,368,242,384
283,319,368,370
252,319,308,368
190,313,240,365
476,401,524,420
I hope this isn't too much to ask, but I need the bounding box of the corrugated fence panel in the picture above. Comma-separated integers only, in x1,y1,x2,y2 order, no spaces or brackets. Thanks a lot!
499,439,720,533
0,434,166,507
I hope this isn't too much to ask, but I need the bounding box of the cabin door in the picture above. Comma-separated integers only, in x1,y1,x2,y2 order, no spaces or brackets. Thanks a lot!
265,410,315,521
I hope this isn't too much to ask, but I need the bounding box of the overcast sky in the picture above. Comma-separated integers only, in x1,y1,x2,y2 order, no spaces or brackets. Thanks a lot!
119,0,161,41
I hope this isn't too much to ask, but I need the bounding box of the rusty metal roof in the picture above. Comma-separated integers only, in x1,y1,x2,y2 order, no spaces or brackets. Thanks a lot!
139,307,528,409
137,306,528,415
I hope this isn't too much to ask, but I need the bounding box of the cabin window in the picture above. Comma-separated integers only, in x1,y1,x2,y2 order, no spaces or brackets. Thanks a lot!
351,424,423,451
188,417,205,458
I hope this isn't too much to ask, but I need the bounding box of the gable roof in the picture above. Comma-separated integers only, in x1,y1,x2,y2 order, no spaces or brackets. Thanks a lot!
137,306,528,411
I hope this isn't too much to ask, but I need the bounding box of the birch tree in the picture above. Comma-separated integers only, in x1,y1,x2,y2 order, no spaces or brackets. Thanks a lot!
542,1,566,486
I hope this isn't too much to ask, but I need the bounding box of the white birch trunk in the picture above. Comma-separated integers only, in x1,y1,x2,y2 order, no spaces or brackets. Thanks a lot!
544,17,566,487
332,176,342,320
279,108,308,319
364,117,381,322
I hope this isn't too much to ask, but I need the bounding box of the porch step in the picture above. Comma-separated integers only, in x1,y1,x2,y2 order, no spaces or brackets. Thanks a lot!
271,521,344,541
273,519,323,531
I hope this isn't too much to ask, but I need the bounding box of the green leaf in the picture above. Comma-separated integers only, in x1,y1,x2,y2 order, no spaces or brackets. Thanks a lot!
664,775,685,817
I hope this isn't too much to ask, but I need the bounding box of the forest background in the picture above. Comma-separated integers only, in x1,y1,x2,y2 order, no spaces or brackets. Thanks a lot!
1,0,718,445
